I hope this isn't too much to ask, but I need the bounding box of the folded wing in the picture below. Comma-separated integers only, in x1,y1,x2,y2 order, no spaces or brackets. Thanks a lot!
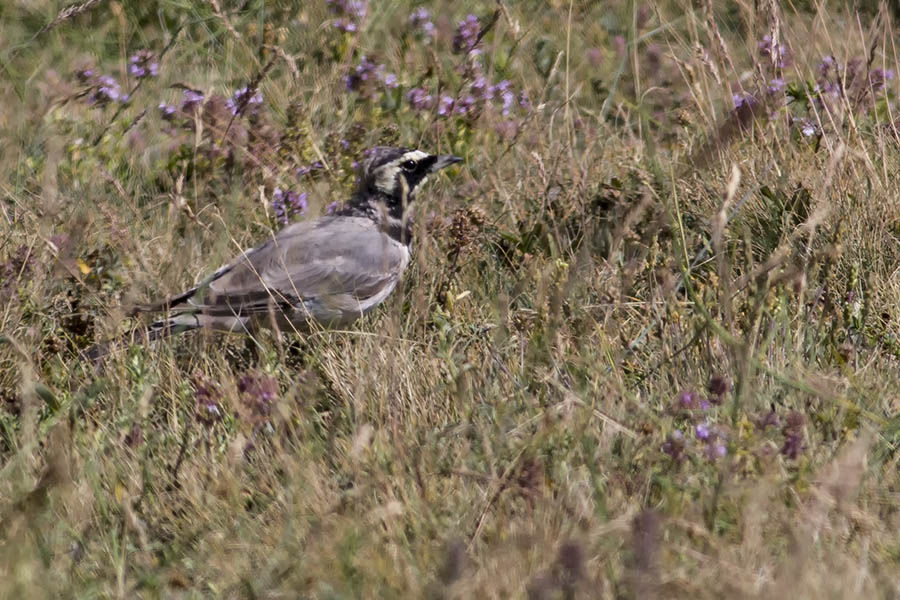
190,217,410,320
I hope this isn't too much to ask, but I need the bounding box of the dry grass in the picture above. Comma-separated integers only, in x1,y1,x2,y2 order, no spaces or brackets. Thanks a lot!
0,0,899,597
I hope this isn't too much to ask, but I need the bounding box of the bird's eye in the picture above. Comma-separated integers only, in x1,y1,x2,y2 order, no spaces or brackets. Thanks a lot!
400,160,417,171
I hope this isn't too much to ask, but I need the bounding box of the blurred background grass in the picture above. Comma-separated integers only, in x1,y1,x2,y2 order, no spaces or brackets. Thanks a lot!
1,0,899,597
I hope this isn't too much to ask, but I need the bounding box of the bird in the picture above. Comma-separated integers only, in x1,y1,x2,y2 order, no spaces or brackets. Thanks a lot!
85,146,462,359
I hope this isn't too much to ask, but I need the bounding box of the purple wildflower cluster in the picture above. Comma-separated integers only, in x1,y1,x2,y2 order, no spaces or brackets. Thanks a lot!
754,408,807,460
77,69,129,107
181,89,205,112
814,55,895,103
757,34,792,71
158,89,206,126
452,13,482,55
76,50,157,108
792,117,818,138
296,161,324,177
662,430,687,462
160,85,265,125
400,10,532,132
662,376,732,463
805,54,895,134
237,371,278,427
406,78,530,121
327,0,367,33
193,375,224,427
272,188,308,224
729,37,896,142
128,50,159,79
408,7,435,41
226,86,264,116
345,55,398,100
662,421,727,463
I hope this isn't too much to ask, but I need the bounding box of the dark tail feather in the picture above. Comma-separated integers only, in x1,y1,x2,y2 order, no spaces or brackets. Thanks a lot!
83,314,202,362
130,261,239,315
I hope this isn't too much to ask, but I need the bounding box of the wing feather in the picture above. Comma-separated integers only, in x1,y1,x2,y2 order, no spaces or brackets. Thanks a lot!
191,217,409,317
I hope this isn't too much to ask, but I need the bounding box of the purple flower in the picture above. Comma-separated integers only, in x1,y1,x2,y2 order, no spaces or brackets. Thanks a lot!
754,408,780,431
519,90,532,112
76,68,95,83
453,14,482,55
237,371,278,426
662,430,686,462
409,7,430,24
437,94,455,116
767,78,785,94
793,117,817,137
193,375,224,427
871,68,895,91
700,426,727,461
406,87,433,111
781,434,804,459
347,0,367,19
488,80,518,116
471,76,492,100
705,441,727,460
158,102,176,120
500,89,515,115
181,89,204,112
325,201,340,215
328,0,367,32
382,72,398,88
345,56,394,99
272,189,308,224
707,375,729,398
757,34,792,69
732,91,757,110
780,411,806,459
128,50,158,79
695,422,711,441
491,79,511,95
87,74,127,106
226,86,264,116
676,391,697,410
334,19,357,32
454,95,478,117
818,55,836,79
346,56,377,88
409,7,435,40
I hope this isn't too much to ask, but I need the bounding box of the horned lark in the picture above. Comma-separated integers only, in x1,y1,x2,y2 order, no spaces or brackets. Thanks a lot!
86,146,462,358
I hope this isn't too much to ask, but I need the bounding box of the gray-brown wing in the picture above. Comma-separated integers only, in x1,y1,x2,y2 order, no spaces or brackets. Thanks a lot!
191,217,409,316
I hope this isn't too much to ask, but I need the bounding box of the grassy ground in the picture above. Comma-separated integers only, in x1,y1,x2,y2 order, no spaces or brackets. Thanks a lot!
1,0,899,597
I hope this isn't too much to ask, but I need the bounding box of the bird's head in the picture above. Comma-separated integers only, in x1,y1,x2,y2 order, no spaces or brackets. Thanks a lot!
348,146,462,224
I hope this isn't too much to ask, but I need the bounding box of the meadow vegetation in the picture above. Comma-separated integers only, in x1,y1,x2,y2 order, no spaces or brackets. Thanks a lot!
1,0,899,597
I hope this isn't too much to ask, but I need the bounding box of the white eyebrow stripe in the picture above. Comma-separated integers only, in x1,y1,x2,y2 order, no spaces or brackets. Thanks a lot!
373,151,431,193
400,150,429,162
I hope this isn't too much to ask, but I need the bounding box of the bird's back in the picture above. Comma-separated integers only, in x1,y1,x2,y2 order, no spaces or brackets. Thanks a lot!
193,216,411,326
